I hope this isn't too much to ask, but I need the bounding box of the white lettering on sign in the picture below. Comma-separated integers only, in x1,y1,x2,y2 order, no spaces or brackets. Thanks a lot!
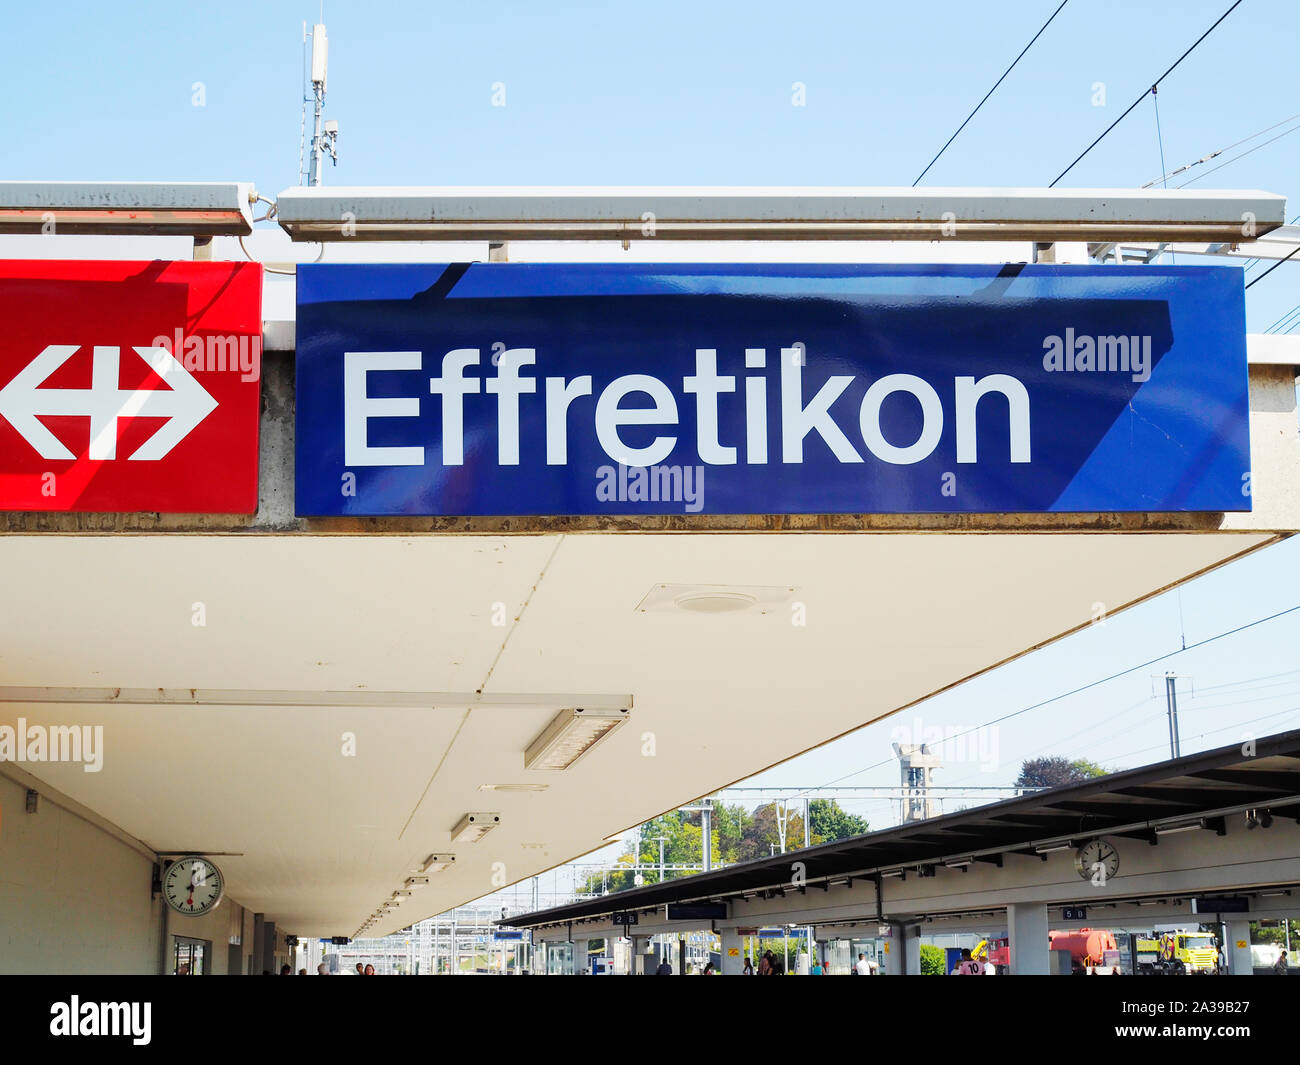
0,345,218,460
340,347,1033,469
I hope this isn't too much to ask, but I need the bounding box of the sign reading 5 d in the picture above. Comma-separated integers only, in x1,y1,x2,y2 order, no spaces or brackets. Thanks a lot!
0,260,263,512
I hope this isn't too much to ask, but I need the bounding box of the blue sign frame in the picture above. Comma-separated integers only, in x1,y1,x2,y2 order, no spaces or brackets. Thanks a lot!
295,263,1250,517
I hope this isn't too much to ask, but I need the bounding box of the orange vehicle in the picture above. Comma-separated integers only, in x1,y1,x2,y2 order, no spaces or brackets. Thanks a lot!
1049,928,1119,973
974,929,1118,974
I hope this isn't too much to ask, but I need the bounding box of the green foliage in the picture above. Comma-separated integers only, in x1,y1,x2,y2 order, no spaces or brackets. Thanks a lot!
919,943,946,975
580,799,869,897
1016,756,1112,789
1251,922,1298,952
808,798,870,843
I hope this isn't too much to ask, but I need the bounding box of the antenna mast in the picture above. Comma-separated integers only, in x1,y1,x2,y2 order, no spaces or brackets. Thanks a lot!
305,22,338,186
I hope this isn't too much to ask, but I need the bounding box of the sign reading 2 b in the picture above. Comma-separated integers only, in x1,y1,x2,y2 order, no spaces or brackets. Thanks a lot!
294,262,1250,517
0,260,263,513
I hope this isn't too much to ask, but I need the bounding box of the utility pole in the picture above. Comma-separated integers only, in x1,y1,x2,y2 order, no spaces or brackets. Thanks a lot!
1164,672,1183,759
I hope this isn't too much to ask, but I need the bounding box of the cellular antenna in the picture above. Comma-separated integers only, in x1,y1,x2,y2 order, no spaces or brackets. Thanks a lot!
303,22,338,186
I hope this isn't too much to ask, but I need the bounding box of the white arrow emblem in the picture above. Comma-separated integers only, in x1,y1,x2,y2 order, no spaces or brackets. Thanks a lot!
0,345,218,461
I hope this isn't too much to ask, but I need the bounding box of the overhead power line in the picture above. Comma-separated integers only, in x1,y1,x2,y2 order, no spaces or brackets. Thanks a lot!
1142,110,1300,188
1050,0,1245,187
911,0,1071,186
1245,245,1300,289
796,597,1300,799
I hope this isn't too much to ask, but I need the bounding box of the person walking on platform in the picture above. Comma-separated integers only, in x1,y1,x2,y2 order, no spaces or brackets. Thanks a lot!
854,952,872,975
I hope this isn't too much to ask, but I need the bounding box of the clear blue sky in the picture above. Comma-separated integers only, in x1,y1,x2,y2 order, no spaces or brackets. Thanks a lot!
4,0,1299,823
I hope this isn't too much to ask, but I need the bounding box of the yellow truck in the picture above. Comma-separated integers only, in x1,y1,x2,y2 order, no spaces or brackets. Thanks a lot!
1135,931,1218,974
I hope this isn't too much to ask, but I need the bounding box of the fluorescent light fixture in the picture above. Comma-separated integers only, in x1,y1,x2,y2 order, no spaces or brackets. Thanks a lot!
451,812,501,844
405,877,430,889
1155,821,1203,836
0,181,255,236
479,783,550,792
881,869,905,879
524,707,629,771
944,857,974,868
1034,843,1072,854
274,185,1288,244
420,853,457,873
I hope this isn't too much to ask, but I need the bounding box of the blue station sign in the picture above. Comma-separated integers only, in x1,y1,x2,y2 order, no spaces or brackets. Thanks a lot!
295,263,1250,517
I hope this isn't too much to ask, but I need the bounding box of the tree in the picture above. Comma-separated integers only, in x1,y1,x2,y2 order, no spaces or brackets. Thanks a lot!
807,798,869,843
919,943,946,975
736,803,806,861
1016,756,1111,790
578,798,869,898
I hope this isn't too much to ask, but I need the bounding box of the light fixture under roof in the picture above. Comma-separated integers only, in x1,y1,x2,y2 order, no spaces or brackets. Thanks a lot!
420,853,457,873
524,707,629,771
451,812,501,843
479,783,550,792
637,583,796,615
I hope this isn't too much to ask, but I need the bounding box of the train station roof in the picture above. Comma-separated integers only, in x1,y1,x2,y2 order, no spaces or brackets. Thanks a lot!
505,728,1300,930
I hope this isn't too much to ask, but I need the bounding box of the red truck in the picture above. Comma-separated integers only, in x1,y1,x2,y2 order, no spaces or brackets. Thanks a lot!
976,929,1119,974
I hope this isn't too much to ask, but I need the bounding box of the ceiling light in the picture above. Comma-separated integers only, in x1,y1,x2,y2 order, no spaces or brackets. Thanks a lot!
944,857,974,868
524,708,629,771
1034,843,1072,854
637,583,795,615
1155,822,1203,836
420,853,457,873
451,812,501,843
478,783,550,792
674,591,758,614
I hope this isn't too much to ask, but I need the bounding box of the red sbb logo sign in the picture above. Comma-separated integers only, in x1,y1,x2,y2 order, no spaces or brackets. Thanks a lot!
0,260,262,512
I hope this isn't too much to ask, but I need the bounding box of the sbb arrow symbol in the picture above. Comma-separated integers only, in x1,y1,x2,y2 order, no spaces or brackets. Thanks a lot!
0,344,218,461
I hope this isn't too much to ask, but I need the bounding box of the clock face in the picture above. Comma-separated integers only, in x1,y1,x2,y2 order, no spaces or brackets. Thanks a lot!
1074,838,1120,883
163,856,225,916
